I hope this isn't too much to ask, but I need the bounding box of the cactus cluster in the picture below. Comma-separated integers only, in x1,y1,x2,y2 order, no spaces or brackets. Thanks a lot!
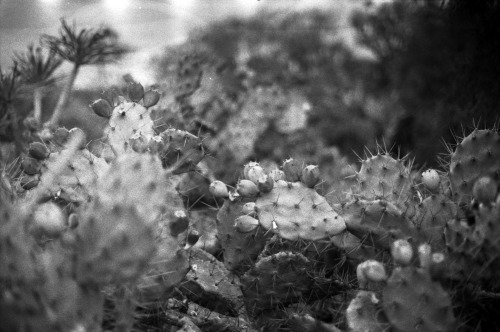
2,72,500,331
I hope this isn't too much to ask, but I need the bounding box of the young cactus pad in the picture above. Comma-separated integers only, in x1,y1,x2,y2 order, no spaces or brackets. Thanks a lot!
255,180,346,241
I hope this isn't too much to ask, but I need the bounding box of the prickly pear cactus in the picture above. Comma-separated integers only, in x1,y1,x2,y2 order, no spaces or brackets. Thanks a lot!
241,251,314,314
19,127,108,203
216,199,270,273
449,129,500,202
382,266,455,332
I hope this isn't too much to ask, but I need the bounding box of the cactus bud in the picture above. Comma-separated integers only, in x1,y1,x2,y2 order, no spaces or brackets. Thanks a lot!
237,179,259,197
301,165,320,188
185,230,200,249
32,202,66,238
391,239,413,265
20,175,39,190
234,215,259,233
356,260,387,288
170,210,189,237
422,169,440,192
246,165,265,185
28,142,49,160
67,128,87,149
90,98,113,118
283,158,302,182
21,156,40,175
243,161,260,179
472,176,497,205
129,133,149,153
258,174,274,193
68,213,79,229
143,90,160,108
127,82,145,102
209,180,229,198
148,135,164,153
53,127,69,145
102,88,120,107
269,169,286,181
242,202,257,217
418,243,432,268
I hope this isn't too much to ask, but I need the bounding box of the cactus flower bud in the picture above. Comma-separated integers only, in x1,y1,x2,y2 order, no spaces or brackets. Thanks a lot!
209,180,229,198
301,165,320,188
148,135,164,153
258,174,274,193
422,169,440,192
283,158,302,182
241,202,257,217
472,176,497,205
90,98,113,118
243,161,260,179
67,128,87,149
53,127,69,145
170,210,189,237
127,82,145,102
356,260,387,288
102,88,120,107
28,142,49,160
21,157,40,175
20,175,39,190
143,90,160,108
32,202,66,238
391,239,413,265
237,179,259,197
246,165,266,185
68,213,79,229
269,169,286,181
185,230,200,249
234,215,260,233
129,133,149,153
418,243,432,268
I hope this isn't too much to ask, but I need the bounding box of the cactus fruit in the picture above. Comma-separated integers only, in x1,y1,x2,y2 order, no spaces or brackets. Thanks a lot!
216,199,269,272
283,158,302,182
346,291,388,332
143,89,160,108
90,98,113,118
472,176,497,205
422,169,441,192
356,260,387,288
237,179,260,197
235,215,260,233
301,165,320,188
127,82,145,102
449,129,500,201
29,141,50,160
257,174,274,193
158,128,205,174
31,201,66,238
391,239,413,266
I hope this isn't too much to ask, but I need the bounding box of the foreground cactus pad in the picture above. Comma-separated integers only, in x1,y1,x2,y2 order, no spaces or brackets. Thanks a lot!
255,180,346,240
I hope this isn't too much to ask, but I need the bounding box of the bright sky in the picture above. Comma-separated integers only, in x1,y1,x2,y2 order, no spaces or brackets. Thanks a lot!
0,0,369,86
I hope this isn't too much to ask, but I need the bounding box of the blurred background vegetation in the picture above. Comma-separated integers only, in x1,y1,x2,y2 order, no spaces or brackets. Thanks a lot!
2,0,500,177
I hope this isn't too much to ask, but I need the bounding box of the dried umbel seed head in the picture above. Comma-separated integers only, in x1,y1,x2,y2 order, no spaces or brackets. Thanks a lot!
472,176,497,205
209,180,229,198
422,169,440,192
237,179,259,197
391,239,413,266
301,165,320,188
234,215,260,233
